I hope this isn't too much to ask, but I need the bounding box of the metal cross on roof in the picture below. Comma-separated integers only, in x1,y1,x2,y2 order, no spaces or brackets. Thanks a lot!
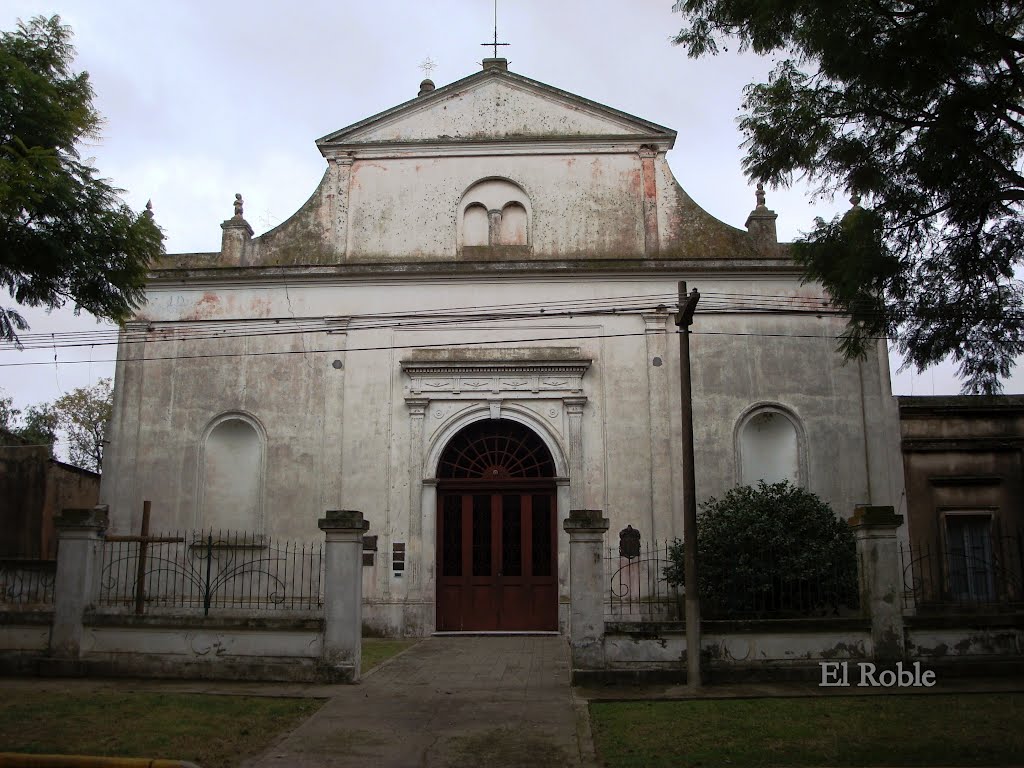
481,0,509,58
418,57,437,79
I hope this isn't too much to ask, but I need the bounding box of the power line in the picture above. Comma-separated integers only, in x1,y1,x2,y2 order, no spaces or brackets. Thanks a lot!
0,326,873,369
0,290,858,352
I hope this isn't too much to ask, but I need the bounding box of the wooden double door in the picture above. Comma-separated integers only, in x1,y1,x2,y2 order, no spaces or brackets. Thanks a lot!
436,484,558,631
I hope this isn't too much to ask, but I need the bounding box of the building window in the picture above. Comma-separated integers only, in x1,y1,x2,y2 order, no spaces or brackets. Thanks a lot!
737,406,803,486
945,513,996,603
200,414,264,532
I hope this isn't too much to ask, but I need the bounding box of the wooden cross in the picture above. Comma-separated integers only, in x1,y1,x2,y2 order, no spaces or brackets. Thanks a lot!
105,500,184,614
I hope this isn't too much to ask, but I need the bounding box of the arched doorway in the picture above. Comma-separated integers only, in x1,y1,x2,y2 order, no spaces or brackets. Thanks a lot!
435,418,558,631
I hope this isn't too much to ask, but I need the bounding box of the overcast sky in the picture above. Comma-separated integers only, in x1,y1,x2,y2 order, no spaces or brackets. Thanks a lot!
1,0,1020,416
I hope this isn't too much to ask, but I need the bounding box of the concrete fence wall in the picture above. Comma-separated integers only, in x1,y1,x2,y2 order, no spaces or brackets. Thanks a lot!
566,505,1024,684
0,506,368,683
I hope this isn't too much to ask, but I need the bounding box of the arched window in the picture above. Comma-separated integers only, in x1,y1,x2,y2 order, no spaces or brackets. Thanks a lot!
438,419,555,479
458,178,532,253
200,414,264,531
737,406,804,486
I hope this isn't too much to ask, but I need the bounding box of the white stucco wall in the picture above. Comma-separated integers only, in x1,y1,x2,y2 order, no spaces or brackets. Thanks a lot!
104,63,905,637
101,273,898,636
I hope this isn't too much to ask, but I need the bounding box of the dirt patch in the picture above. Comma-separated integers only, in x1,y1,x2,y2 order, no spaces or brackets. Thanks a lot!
438,726,570,768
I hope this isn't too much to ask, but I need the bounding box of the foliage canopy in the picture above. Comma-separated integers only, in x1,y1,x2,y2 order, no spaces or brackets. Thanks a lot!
0,378,112,472
672,0,1024,393
0,15,162,343
665,481,858,617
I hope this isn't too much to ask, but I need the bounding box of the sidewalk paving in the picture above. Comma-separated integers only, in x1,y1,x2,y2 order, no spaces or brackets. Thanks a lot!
245,634,591,768
5,642,1023,768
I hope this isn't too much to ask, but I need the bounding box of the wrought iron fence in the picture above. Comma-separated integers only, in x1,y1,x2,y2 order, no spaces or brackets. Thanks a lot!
0,558,56,606
605,535,860,621
605,540,682,620
900,533,1024,611
99,530,324,615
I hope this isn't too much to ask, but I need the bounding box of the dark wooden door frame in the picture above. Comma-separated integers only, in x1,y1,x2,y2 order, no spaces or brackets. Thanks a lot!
436,483,557,631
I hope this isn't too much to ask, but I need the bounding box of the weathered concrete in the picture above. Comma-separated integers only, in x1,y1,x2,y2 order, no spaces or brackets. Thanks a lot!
0,437,100,560
564,510,609,676
849,505,906,660
50,507,108,658
319,510,368,681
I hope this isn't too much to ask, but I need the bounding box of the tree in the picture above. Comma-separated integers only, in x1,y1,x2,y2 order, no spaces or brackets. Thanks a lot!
671,1,1024,393
18,402,58,448
51,378,112,473
0,15,162,345
664,481,858,617
0,388,57,449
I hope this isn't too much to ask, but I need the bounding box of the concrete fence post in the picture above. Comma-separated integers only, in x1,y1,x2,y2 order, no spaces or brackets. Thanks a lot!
849,505,906,660
318,509,368,682
563,509,610,678
50,506,109,658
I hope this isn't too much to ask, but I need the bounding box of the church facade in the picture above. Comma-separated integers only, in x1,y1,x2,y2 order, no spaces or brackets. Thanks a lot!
100,59,904,636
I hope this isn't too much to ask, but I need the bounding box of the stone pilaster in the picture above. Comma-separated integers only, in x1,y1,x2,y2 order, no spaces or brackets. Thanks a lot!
321,318,349,511
563,509,610,676
564,397,586,508
50,506,109,658
318,509,369,681
642,310,672,541
849,505,906,660
639,146,660,256
328,156,353,257
406,398,429,595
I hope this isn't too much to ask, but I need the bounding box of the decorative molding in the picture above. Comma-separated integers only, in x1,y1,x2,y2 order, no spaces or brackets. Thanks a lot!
641,310,670,334
402,355,590,400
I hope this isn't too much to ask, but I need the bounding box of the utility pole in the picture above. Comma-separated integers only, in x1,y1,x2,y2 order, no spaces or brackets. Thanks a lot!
675,281,701,688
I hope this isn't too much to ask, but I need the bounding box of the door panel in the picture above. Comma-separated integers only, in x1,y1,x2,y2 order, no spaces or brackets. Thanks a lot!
436,488,556,631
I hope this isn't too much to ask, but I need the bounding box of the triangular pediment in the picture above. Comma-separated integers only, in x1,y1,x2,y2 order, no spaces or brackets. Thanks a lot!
318,68,676,149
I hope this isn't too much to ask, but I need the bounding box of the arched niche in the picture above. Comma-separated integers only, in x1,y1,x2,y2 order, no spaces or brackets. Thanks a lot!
462,203,489,247
457,178,532,253
198,412,266,532
498,202,528,246
735,404,806,487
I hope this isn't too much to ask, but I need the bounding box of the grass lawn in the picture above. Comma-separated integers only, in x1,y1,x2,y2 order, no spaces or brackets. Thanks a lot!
0,640,414,767
0,690,322,768
591,693,1024,768
362,637,417,674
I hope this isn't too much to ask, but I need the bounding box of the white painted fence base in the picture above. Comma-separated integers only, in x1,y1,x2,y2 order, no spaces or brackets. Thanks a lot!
0,507,368,684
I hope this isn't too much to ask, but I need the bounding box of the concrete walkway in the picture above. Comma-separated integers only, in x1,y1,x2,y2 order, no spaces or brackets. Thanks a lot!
246,635,592,768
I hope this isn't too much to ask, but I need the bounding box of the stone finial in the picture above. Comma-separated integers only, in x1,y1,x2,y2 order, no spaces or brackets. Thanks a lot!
144,199,154,219
233,193,244,218
745,182,778,249
850,193,863,209
418,79,436,97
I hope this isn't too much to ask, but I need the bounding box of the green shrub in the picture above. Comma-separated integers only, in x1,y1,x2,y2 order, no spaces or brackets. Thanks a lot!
665,481,859,618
